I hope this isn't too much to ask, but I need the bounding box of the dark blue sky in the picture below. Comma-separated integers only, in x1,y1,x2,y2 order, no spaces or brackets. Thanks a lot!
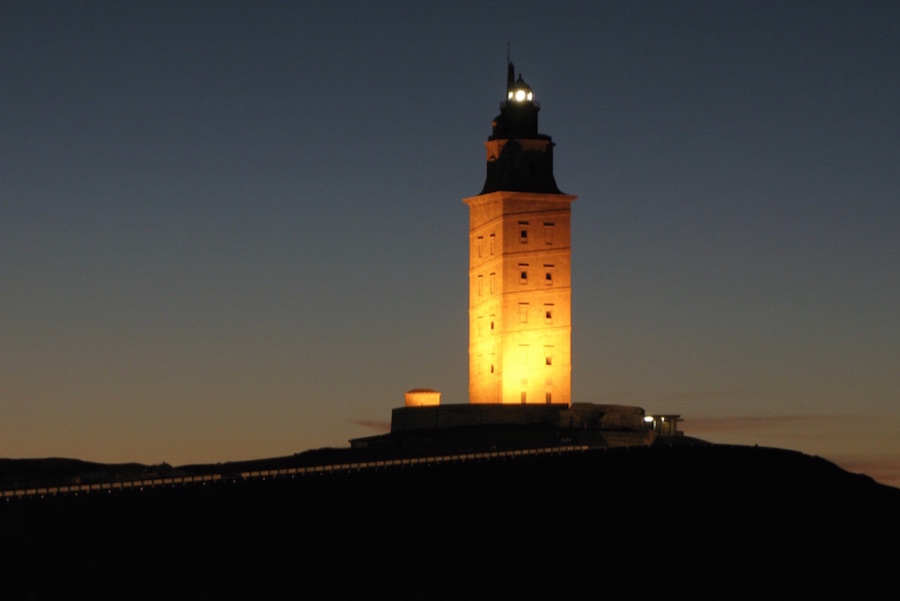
2,1,898,486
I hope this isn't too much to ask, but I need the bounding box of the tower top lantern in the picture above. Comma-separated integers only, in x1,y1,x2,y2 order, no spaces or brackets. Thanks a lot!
481,61,561,195
506,62,534,104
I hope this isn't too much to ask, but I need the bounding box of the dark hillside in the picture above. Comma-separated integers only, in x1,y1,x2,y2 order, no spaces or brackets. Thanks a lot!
0,457,181,490
2,443,899,597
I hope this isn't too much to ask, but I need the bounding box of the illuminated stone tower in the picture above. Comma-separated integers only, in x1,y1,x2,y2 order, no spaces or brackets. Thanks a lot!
464,63,576,405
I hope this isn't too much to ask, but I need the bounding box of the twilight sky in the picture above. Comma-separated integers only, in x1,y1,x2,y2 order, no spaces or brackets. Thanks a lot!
2,1,898,486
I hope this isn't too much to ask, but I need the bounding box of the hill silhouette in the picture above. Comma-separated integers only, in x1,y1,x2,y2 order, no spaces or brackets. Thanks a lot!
2,440,899,597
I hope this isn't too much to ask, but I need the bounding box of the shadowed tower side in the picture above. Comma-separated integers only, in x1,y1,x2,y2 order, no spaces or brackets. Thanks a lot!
464,62,576,405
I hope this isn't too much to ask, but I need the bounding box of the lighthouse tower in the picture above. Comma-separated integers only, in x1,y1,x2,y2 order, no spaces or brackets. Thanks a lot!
464,63,576,405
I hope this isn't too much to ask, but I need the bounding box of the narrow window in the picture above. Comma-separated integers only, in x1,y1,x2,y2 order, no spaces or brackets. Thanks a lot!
489,272,495,294
544,264,554,286
489,234,495,255
545,392,552,404
477,274,483,296
544,304,554,323
519,303,529,323
544,223,555,245
477,236,483,258
521,391,527,404
490,315,495,333
477,315,483,337
519,221,529,244
519,264,529,284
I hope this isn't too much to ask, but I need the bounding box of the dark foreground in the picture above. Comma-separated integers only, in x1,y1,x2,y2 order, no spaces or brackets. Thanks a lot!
2,443,899,597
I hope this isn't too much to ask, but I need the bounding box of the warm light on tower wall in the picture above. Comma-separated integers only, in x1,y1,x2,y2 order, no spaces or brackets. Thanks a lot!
464,63,576,405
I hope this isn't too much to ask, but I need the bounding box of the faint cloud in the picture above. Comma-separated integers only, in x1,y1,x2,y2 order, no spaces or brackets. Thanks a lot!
684,414,861,434
349,419,391,433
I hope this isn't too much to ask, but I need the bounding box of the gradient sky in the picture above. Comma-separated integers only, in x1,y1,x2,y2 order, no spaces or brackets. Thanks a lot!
2,1,898,487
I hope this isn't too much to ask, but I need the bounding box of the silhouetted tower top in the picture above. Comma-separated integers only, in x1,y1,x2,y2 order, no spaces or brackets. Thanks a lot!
480,62,563,195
